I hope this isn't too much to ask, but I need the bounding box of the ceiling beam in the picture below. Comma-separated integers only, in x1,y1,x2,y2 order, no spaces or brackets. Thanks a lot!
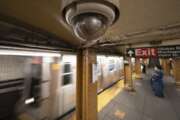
97,22,180,47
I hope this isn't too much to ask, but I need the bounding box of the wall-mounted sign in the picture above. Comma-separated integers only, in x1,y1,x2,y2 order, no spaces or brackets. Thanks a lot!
127,45,180,58
157,46,180,58
92,64,98,83
135,48,158,57
126,48,135,57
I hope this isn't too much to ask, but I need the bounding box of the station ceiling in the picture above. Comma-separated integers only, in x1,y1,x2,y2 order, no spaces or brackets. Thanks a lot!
0,0,180,51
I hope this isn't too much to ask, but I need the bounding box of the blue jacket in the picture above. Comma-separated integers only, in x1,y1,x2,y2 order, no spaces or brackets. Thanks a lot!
151,70,164,90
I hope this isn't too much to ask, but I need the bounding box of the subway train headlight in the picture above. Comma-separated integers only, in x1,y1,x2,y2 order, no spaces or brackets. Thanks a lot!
62,0,120,41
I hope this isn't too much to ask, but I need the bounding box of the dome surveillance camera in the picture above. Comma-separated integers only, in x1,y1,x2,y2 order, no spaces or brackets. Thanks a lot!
61,0,120,41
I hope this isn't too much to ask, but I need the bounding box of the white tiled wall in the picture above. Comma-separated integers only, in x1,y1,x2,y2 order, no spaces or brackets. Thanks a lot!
0,56,26,81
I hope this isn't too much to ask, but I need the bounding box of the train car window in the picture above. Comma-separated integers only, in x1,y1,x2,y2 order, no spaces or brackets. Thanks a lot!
109,60,115,71
62,63,72,86
63,63,71,73
62,74,72,85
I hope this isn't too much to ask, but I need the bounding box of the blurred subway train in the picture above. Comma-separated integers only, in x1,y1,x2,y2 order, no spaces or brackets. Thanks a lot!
0,49,124,120
97,56,124,93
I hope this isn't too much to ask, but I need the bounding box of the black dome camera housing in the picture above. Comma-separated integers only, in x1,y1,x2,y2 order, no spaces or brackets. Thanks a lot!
62,0,120,41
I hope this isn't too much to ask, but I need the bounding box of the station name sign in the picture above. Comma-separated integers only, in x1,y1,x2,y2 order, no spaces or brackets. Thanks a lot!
127,45,180,58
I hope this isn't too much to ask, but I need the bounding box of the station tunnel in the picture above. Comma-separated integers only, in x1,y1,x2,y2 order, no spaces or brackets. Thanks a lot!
0,0,180,120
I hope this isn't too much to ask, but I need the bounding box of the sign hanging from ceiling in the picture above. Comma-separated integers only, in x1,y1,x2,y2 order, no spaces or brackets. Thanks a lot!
127,48,135,57
126,45,180,58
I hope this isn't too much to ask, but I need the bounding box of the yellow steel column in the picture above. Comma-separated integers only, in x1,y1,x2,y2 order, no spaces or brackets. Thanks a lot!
76,49,97,120
161,59,170,76
124,57,134,91
76,50,83,120
174,59,180,87
135,58,142,79
166,59,171,76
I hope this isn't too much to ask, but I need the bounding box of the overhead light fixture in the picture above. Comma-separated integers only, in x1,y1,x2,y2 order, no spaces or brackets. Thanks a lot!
61,0,120,41
0,49,61,57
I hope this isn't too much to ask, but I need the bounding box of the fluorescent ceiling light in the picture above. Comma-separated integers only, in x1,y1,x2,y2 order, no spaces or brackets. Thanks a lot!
0,50,61,57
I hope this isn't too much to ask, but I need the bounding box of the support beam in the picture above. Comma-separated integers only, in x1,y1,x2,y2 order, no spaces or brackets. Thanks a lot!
135,58,142,79
161,59,170,76
173,59,180,87
76,49,97,120
124,57,134,91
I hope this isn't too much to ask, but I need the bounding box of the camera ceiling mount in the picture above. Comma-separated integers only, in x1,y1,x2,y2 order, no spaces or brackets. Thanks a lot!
61,0,120,41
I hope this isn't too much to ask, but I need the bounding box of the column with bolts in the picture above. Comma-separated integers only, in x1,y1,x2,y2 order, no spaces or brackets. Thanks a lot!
124,57,134,91
76,48,97,120
173,59,180,88
161,59,171,76
135,58,142,79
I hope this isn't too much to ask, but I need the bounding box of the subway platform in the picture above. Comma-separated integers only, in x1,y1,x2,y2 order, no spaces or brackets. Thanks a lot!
98,74,180,120
59,73,180,120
